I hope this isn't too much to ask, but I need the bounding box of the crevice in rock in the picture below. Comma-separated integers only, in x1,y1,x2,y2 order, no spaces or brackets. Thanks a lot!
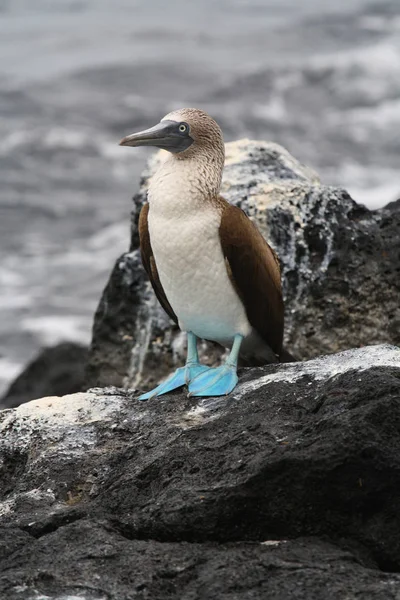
20,508,86,539
105,517,400,574
372,554,400,575
0,451,28,501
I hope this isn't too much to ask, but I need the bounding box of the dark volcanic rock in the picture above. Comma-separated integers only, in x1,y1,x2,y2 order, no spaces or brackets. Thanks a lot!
0,342,88,409
84,140,400,391
1,523,399,600
1,345,400,598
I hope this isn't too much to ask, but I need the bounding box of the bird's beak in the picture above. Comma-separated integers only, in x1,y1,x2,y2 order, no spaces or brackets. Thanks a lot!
119,121,173,148
119,120,193,153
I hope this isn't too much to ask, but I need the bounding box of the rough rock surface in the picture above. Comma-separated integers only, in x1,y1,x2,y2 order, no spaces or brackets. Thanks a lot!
2,526,400,600
85,140,400,391
0,342,88,410
1,345,400,599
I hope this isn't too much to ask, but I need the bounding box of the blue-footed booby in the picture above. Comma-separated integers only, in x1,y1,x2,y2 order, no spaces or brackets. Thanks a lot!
120,108,293,399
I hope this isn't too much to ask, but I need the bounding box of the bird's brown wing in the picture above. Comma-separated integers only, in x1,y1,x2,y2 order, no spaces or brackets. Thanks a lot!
219,201,284,355
139,203,178,324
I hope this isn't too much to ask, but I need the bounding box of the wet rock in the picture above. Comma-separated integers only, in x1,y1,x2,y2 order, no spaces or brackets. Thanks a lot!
1,345,400,598
1,342,88,409
84,140,400,391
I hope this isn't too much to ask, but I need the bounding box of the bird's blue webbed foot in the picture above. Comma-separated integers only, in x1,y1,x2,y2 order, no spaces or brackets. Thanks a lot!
138,362,209,400
138,331,210,400
188,332,243,397
188,363,238,397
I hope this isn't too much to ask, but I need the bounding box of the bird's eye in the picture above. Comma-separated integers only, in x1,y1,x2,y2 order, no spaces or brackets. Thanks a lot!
178,123,188,133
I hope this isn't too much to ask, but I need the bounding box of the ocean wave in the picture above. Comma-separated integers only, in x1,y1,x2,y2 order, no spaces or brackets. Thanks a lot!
0,127,109,155
20,315,92,347
326,162,400,208
343,98,400,127
349,181,400,209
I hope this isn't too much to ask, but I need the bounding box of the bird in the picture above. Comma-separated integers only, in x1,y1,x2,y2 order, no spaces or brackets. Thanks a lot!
120,108,293,399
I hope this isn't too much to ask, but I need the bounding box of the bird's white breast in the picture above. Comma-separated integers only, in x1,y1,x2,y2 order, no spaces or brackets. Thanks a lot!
147,183,251,344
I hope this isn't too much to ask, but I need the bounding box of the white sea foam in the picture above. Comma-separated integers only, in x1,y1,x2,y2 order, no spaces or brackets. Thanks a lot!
330,162,400,209
253,97,287,122
359,15,400,33
20,316,91,346
349,182,400,210
347,99,400,129
0,358,23,383
308,41,400,76
86,221,128,251
0,292,32,310
0,130,35,153
0,127,95,153
43,128,89,149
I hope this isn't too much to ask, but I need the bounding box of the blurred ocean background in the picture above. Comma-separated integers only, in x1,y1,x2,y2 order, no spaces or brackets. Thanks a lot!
1,0,399,394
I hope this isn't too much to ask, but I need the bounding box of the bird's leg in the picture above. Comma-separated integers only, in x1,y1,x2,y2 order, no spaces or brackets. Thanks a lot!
138,332,210,400
188,334,243,397
185,331,211,381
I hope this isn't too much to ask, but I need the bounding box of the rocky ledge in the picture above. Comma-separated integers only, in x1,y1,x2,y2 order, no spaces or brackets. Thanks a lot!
1,342,88,410
85,139,400,393
1,344,400,599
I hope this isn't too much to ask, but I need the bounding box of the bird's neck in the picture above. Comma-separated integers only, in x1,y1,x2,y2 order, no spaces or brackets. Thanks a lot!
148,152,224,217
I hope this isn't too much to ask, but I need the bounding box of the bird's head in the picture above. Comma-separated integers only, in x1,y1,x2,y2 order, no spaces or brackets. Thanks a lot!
119,108,225,162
